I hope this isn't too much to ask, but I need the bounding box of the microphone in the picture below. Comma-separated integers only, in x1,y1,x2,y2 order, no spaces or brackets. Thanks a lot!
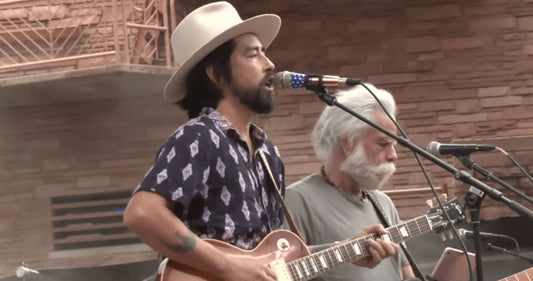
426,141,495,157
273,71,360,90
458,228,513,240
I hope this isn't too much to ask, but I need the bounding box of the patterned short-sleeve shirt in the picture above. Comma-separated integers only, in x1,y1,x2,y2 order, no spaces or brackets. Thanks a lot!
134,107,285,250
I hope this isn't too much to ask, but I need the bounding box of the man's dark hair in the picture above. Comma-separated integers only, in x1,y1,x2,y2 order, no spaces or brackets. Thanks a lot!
177,39,235,119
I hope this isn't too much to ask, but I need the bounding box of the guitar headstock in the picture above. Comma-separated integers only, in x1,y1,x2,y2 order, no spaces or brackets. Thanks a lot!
425,196,465,240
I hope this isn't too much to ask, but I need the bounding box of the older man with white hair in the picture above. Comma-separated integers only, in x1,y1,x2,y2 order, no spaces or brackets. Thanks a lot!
284,84,417,281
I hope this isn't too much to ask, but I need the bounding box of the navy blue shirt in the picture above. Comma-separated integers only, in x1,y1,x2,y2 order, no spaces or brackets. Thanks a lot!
134,107,285,250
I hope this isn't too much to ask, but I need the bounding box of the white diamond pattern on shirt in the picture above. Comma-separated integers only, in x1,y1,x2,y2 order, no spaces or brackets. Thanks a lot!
209,129,220,149
237,145,248,162
224,214,235,238
182,163,193,181
200,167,210,199
254,200,262,217
221,186,231,206
171,187,183,201
229,145,239,164
202,207,211,222
216,157,225,178
174,129,184,139
257,160,265,182
239,172,246,193
242,201,250,221
167,147,176,163
156,168,168,184
274,146,281,157
261,187,269,213
248,170,258,191
190,139,199,158
136,108,285,250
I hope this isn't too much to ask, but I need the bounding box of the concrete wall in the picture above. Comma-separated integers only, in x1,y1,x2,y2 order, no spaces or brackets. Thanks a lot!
1,0,532,278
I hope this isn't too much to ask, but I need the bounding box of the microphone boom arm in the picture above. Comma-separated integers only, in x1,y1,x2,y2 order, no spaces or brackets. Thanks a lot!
457,156,533,205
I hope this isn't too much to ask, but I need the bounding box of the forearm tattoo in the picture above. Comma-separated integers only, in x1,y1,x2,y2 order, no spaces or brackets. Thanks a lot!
168,229,197,253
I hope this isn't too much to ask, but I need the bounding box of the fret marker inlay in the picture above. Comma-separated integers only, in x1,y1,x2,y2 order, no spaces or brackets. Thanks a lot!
352,243,361,255
300,261,310,276
334,249,343,262
295,264,303,279
399,226,409,237
310,259,318,273
319,255,328,269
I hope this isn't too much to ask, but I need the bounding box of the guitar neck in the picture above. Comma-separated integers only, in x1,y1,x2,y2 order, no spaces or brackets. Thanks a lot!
286,215,431,281
498,266,533,281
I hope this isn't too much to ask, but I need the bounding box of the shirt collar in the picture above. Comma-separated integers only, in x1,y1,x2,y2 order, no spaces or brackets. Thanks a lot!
200,107,267,144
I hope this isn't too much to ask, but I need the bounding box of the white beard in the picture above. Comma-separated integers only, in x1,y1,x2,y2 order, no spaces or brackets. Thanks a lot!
340,142,396,191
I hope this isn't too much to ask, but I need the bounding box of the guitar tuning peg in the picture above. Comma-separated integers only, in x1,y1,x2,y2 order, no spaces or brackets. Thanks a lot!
440,193,448,202
439,232,446,241
426,199,433,208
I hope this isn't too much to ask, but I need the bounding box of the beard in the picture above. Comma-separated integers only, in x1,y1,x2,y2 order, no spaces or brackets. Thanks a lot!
340,142,396,191
230,74,275,114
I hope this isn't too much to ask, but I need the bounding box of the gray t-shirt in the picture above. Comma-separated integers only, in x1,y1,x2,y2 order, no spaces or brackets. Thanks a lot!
283,174,409,281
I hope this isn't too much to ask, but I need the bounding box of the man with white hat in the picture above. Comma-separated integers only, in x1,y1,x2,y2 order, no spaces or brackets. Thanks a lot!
124,2,400,280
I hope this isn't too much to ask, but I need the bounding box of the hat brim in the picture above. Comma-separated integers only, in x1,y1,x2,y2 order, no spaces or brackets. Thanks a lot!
163,14,281,104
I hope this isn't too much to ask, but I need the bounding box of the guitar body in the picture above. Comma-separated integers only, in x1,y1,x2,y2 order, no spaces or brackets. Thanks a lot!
160,229,311,281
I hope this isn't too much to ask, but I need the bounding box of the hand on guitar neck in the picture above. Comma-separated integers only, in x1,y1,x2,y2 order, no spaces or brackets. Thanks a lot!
349,224,401,269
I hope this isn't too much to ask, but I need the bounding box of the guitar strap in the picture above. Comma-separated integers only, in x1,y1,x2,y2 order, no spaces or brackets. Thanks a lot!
258,150,304,240
364,190,425,281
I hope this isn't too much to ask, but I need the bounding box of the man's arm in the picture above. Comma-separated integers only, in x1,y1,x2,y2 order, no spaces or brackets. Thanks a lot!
123,191,277,281
402,264,416,280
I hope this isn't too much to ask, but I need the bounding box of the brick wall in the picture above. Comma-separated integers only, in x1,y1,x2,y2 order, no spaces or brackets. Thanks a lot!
1,0,533,277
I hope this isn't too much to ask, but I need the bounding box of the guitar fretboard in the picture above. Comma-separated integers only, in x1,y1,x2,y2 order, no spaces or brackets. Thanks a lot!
286,215,431,281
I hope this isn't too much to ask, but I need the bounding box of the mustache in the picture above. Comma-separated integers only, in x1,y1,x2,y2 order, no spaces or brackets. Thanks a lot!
261,71,274,84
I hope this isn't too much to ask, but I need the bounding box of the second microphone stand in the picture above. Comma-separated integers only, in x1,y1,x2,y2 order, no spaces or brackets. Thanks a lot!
464,183,486,281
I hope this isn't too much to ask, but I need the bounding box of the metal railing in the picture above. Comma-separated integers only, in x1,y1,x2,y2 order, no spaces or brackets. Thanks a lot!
0,0,173,76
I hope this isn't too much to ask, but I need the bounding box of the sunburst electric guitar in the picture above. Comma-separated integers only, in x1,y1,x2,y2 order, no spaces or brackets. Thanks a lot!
160,198,465,281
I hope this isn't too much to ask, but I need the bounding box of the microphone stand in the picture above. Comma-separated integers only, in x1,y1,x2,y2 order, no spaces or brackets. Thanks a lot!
464,184,485,281
457,156,533,205
311,85,533,281
456,155,533,280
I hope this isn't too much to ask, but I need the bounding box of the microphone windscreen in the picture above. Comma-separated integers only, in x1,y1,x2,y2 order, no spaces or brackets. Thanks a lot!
426,141,441,157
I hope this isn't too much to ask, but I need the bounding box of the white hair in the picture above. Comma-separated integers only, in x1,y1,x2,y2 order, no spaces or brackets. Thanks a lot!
311,83,397,163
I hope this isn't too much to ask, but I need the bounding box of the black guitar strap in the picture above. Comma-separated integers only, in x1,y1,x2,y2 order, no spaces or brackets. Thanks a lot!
364,190,425,281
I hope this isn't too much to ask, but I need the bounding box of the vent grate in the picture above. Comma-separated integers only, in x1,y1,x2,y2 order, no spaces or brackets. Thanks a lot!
51,190,142,252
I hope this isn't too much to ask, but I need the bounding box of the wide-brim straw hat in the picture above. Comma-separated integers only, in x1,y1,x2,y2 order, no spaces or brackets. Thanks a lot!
163,1,281,103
